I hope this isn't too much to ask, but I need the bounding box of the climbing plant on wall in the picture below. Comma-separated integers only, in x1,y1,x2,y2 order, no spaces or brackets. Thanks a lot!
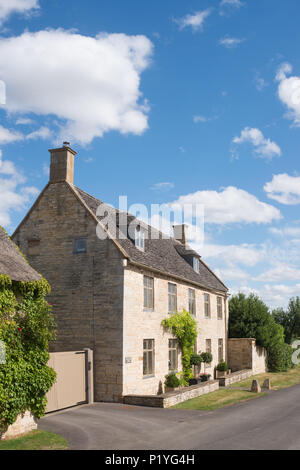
0,274,56,431
161,310,198,385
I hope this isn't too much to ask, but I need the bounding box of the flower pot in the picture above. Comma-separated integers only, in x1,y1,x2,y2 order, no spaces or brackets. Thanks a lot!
188,378,202,386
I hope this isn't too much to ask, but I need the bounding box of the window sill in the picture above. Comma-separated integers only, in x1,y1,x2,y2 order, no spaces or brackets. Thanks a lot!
143,308,154,312
143,374,155,380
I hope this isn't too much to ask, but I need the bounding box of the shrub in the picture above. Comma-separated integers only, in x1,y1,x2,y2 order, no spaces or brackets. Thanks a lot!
190,354,202,366
267,343,293,372
0,274,56,431
216,361,228,372
199,374,211,382
201,352,213,364
161,310,198,385
165,372,181,388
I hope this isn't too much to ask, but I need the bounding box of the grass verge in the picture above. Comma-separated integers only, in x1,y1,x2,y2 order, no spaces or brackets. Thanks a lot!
172,366,300,411
0,430,68,450
230,366,300,391
172,389,267,411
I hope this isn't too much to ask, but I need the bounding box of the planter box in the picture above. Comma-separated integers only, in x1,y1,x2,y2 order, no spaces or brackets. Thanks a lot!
218,369,253,387
124,380,220,408
188,378,202,386
1,411,37,440
216,369,231,379
165,385,184,393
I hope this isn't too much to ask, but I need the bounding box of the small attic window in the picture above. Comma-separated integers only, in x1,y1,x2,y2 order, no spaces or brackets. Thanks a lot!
74,238,87,254
135,227,145,251
193,257,199,272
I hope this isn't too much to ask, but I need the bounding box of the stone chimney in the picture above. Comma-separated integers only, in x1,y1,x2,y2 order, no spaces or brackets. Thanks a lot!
173,224,188,245
49,142,77,184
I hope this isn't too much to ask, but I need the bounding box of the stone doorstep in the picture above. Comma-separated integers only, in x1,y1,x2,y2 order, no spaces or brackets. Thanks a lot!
123,380,219,409
1,411,37,441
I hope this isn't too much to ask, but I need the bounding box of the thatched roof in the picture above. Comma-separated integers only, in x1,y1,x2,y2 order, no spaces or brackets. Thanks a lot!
0,228,41,282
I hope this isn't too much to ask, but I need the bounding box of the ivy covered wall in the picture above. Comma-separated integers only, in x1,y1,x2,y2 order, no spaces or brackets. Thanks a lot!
0,274,56,431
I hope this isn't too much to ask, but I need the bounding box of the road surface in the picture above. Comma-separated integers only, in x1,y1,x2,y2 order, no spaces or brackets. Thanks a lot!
39,383,300,450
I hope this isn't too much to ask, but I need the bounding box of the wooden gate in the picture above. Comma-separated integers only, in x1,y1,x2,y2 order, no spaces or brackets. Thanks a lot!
46,349,93,413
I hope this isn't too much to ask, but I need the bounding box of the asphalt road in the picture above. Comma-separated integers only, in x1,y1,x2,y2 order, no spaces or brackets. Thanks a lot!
39,383,300,450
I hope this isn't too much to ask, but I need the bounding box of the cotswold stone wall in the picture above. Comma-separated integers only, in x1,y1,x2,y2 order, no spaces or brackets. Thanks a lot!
123,265,228,396
1,412,37,440
228,338,267,375
123,380,219,408
13,183,124,403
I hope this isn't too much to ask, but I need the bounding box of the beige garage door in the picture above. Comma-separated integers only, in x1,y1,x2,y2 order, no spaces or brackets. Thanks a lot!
46,351,87,413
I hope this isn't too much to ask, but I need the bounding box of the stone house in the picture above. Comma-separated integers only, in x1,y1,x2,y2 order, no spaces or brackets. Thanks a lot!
12,144,229,402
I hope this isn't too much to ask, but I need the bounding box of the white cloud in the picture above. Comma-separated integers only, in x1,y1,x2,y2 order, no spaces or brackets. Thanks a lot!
219,36,245,48
220,0,243,6
199,242,266,267
276,62,300,127
0,125,23,145
214,266,250,281
254,73,268,91
233,127,282,160
256,263,300,283
150,182,174,192
175,9,211,32
193,114,219,123
264,173,300,205
0,150,39,227
0,0,39,24
269,226,300,237
219,0,244,15
0,29,153,145
26,126,52,140
16,117,34,125
170,186,282,225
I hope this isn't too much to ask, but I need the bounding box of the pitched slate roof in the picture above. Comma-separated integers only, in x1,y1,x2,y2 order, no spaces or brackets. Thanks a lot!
74,186,228,293
0,227,41,282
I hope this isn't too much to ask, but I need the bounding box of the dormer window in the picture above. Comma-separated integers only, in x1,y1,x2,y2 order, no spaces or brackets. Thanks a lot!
193,257,199,272
135,227,145,251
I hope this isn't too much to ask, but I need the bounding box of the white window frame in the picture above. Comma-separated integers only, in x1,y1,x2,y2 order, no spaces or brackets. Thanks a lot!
188,288,196,316
204,293,211,318
135,227,145,251
193,257,199,272
217,296,223,320
143,339,155,376
168,283,177,313
144,276,154,310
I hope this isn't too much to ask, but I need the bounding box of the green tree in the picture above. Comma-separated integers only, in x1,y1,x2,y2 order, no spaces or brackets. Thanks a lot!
273,297,300,344
229,293,285,350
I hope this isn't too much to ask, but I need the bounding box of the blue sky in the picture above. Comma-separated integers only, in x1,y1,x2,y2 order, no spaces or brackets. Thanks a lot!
0,0,300,308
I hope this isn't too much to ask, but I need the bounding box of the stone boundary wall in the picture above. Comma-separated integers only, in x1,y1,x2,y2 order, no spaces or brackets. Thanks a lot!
123,380,219,408
1,411,37,440
218,369,253,387
228,338,267,375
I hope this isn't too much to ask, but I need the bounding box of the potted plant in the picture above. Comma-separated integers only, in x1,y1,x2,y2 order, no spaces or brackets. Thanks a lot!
215,361,230,378
200,352,213,365
199,373,211,382
164,372,184,393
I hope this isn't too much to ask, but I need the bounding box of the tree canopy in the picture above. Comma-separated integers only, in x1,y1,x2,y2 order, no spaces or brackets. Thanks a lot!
229,292,285,350
273,297,300,344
